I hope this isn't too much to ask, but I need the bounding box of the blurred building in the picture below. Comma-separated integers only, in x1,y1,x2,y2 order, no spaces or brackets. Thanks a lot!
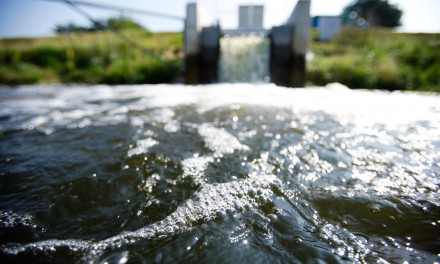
312,16,342,41
224,5,267,36
239,5,264,30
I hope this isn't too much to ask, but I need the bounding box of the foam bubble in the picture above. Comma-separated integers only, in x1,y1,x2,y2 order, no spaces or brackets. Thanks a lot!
2,84,439,135
1,174,279,259
181,156,214,185
164,120,180,133
0,210,43,243
127,138,158,157
198,123,250,155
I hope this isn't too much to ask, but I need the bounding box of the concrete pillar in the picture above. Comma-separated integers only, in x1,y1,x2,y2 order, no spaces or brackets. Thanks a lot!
200,25,221,83
184,2,215,84
287,0,311,87
184,3,199,84
270,0,310,87
269,25,294,87
288,0,311,57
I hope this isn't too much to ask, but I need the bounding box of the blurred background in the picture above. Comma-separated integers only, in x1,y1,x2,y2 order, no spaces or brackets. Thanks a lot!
0,0,439,91
1,0,439,37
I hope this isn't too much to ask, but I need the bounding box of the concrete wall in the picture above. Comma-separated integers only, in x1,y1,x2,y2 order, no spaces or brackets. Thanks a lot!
269,25,294,87
199,25,221,83
270,0,311,87
239,5,264,30
184,2,216,84
287,0,311,57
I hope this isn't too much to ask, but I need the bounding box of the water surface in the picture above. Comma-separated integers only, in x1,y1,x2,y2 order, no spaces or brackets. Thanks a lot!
0,83,439,263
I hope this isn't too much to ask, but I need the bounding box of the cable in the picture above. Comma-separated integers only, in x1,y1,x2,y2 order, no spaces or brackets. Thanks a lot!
39,0,184,21
62,0,165,62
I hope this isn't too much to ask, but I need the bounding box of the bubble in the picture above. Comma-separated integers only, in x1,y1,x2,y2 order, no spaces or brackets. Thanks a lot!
0,210,42,243
198,123,249,155
267,214,278,223
234,201,244,212
369,205,381,214
258,195,267,204
215,210,227,220
225,208,234,215
272,207,283,216
1,174,280,260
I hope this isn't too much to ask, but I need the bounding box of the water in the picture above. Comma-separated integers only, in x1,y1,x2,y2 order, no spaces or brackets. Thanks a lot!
219,36,270,83
0,83,439,263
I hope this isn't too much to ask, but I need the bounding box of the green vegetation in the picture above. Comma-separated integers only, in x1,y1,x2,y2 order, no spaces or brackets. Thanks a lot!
308,28,440,92
0,28,182,85
0,24,439,92
54,17,147,34
343,0,402,28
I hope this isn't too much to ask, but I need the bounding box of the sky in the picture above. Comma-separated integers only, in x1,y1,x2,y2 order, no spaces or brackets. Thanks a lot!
0,0,439,39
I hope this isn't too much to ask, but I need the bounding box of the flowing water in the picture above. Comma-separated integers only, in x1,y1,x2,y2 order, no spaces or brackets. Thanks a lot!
219,35,270,83
0,83,439,263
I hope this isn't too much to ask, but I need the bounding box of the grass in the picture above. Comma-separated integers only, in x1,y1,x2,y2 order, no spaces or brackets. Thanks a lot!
0,29,183,85
0,27,439,92
308,28,440,92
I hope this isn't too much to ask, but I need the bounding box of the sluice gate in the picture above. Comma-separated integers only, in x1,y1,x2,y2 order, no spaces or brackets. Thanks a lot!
184,0,311,87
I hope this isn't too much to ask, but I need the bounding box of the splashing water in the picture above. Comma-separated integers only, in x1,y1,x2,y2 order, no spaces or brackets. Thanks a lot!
219,36,270,83
0,83,439,263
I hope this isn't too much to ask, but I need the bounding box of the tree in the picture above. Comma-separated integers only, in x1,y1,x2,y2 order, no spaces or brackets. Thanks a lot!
54,22,92,34
343,0,403,28
106,17,145,31
54,17,148,34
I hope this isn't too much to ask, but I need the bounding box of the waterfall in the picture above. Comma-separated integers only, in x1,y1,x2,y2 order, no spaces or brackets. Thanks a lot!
218,35,270,83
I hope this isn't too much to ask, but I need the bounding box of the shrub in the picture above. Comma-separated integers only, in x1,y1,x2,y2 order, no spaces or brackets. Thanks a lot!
20,46,65,68
309,55,374,88
101,59,180,84
0,30,183,85
309,29,440,92
0,63,44,85
374,57,404,90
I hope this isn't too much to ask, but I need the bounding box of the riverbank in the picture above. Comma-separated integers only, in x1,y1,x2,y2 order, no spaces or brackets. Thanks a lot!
0,30,183,85
0,28,438,91
309,28,439,92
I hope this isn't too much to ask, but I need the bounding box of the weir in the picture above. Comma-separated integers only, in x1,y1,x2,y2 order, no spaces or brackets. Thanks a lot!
218,36,269,83
184,0,311,87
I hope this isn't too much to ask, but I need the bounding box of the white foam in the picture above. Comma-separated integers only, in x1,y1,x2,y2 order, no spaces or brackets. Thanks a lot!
1,84,439,133
141,83,440,127
181,156,214,185
2,174,280,259
198,123,250,155
127,138,158,157
163,120,180,133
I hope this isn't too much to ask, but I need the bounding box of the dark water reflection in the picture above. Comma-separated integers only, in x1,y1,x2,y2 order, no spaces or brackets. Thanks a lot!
0,84,439,263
